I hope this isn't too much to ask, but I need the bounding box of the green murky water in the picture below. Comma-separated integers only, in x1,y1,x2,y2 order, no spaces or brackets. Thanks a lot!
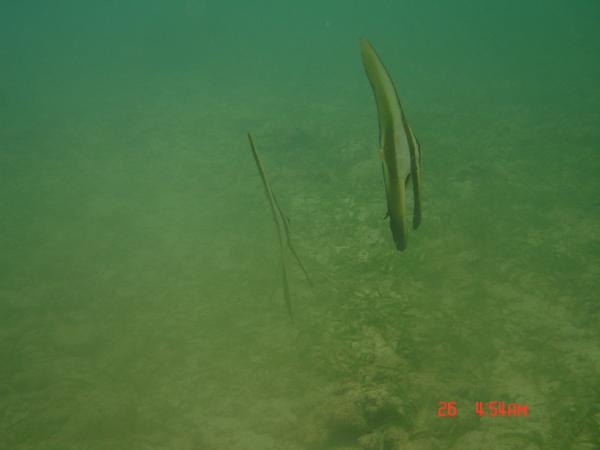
1,1,599,449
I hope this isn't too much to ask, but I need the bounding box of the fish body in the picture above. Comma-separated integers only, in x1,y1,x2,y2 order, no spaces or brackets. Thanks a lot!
360,38,421,251
247,133,312,321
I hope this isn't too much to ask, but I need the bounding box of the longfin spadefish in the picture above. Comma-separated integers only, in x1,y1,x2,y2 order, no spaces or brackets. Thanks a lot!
360,38,422,251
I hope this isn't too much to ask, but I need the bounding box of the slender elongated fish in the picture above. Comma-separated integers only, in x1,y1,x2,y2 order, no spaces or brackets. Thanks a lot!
247,133,312,321
360,38,422,251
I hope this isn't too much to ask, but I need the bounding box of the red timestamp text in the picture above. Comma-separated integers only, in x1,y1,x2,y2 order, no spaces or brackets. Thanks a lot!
437,401,528,417
475,401,528,417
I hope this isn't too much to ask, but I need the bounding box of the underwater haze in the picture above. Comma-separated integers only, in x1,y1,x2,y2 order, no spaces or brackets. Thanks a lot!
1,1,600,449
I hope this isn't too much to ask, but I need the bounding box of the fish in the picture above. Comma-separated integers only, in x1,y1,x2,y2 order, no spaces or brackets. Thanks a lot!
247,132,312,321
360,38,422,251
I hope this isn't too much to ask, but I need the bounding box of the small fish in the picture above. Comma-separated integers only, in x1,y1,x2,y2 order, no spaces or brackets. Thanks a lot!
360,38,422,251
247,133,312,321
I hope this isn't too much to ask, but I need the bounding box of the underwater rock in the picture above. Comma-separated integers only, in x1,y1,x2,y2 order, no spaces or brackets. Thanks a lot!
358,431,381,449
323,389,370,441
358,426,409,450
302,382,409,449
361,385,406,426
